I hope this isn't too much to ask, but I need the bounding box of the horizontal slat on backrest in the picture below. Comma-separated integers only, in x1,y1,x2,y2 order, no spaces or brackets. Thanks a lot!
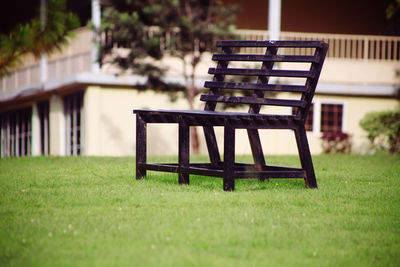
202,40,328,115
212,54,318,63
208,68,313,78
200,95,306,107
216,40,325,48
204,81,308,93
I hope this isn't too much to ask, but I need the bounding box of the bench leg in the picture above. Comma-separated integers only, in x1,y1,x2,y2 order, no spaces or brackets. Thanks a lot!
247,129,267,182
223,123,235,191
203,125,222,166
294,125,318,188
136,114,147,179
179,121,190,185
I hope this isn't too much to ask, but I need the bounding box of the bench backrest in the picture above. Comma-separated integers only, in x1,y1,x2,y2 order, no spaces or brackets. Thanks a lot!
202,40,328,121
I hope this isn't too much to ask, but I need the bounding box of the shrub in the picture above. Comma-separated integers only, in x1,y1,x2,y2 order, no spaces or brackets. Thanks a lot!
359,110,400,154
321,132,352,154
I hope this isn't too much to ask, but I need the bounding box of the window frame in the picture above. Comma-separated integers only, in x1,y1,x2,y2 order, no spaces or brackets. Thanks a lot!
64,91,84,156
38,101,50,156
0,107,32,158
312,99,347,136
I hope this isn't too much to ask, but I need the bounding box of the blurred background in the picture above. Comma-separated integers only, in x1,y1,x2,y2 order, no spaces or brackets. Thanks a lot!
0,0,399,158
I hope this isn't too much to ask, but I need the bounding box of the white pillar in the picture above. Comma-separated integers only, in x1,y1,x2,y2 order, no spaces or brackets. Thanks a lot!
40,55,47,83
268,0,281,40
49,95,66,156
40,0,47,83
31,103,41,156
91,0,101,73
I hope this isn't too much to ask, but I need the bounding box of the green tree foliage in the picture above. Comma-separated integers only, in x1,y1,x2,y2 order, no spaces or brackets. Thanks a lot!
0,0,79,77
102,0,238,153
385,0,400,35
102,0,237,93
359,110,400,154
386,0,400,19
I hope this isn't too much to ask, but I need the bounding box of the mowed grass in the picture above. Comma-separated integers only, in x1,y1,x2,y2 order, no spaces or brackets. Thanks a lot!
0,154,399,266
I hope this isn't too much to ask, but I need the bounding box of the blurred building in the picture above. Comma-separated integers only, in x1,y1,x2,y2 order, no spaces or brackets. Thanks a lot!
0,0,399,157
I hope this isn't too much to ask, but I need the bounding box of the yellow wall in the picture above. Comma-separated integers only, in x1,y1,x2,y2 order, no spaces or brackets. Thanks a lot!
49,95,66,156
302,94,399,154
83,86,399,156
331,95,399,153
84,85,199,156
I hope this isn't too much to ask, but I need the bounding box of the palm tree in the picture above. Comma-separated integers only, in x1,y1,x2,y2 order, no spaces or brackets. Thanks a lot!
0,0,79,77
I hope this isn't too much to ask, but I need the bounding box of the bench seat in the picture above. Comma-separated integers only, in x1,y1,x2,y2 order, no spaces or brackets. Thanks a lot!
134,109,300,128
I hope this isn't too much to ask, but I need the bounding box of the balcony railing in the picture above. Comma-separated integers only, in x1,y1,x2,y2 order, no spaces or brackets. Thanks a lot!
0,28,93,94
105,27,400,62
235,29,400,61
1,28,399,96
0,52,92,91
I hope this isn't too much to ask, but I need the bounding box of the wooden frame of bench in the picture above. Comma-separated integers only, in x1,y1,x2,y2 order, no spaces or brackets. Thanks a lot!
134,40,328,191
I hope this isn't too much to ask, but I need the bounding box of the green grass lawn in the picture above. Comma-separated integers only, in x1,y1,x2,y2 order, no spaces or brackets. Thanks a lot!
0,154,399,266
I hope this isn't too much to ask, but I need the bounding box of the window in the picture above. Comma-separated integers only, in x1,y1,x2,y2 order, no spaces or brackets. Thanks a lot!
38,101,50,155
321,104,343,132
0,108,32,157
64,91,84,155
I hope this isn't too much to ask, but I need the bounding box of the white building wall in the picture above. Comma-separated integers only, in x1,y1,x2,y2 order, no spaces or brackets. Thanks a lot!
83,86,399,157
303,95,399,154
31,103,41,156
84,86,101,155
84,86,203,156
49,95,66,156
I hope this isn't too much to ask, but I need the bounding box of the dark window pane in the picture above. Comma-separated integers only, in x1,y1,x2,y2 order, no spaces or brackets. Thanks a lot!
321,104,343,133
64,91,84,155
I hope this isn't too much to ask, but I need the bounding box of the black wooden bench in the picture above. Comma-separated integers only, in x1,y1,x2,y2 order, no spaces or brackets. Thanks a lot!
134,40,328,191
